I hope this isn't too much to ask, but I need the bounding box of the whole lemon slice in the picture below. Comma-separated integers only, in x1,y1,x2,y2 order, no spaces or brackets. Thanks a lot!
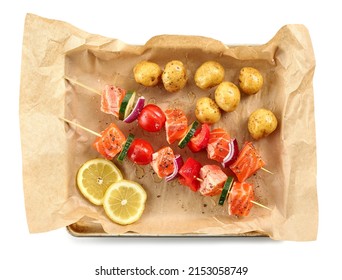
76,158,123,205
103,180,147,225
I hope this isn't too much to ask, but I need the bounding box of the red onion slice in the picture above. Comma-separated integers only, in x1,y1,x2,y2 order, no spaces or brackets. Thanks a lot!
222,138,239,168
123,96,145,123
165,154,184,182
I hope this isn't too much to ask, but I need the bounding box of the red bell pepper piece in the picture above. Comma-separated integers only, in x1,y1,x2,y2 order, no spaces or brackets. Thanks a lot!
188,123,210,152
178,157,202,191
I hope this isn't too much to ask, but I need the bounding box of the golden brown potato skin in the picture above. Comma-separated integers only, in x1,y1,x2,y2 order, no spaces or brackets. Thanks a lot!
239,67,263,95
194,61,225,89
133,61,162,87
162,60,187,92
195,97,221,124
248,108,278,140
214,82,240,112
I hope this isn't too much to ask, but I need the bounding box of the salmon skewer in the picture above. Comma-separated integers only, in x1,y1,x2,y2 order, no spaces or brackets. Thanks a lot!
194,165,271,214
100,85,126,117
198,165,227,196
92,123,126,160
151,146,176,178
229,141,273,182
228,182,255,216
228,181,271,216
64,76,126,117
206,128,232,163
164,108,188,144
61,117,271,215
207,129,272,176
60,117,126,160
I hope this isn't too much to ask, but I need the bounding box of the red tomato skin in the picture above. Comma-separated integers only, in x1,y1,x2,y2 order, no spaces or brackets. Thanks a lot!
137,104,166,132
188,123,210,152
178,157,202,191
127,139,154,165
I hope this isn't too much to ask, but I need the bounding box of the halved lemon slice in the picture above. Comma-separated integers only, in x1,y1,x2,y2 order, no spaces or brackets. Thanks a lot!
103,180,147,225
76,158,123,205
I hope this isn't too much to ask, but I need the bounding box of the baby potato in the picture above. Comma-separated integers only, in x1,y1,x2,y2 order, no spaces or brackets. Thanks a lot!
214,82,240,112
133,60,162,87
248,108,278,140
239,67,263,95
195,97,221,124
194,61,225,90
162,60,187,92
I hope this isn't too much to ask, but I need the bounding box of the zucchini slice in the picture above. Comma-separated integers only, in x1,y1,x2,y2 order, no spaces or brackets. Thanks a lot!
218,176,234,206
178,121,199,148
117,133,135,162
119,90,136,120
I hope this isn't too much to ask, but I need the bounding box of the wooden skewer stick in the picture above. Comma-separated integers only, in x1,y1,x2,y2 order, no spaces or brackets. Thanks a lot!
261,167,273,175
226,190,272,211
64,76,102,96
59,117,101,137
113,72,119,85
250,200,272,211
194,176,203,182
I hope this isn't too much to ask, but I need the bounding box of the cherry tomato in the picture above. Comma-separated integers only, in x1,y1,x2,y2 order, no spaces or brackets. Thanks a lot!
138,104,166,132
127,138,154,165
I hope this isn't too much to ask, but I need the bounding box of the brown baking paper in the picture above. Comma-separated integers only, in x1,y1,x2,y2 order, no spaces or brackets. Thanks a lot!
19,14,318,241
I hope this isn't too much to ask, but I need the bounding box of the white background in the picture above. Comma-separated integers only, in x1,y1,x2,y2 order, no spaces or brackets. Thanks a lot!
1,0,341,279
